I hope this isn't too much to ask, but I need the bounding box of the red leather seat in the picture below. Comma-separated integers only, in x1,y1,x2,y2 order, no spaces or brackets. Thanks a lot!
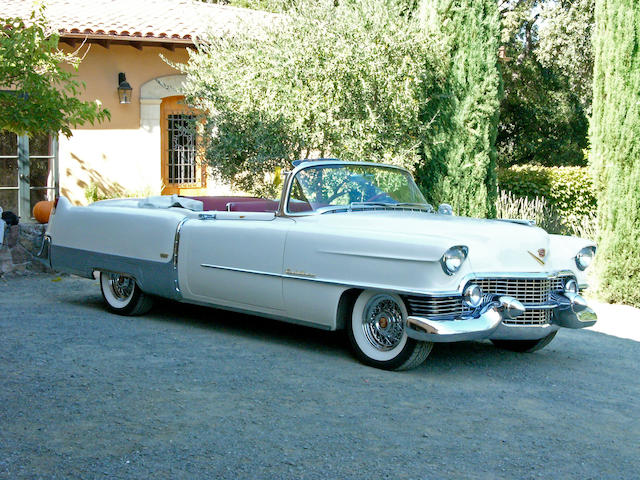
186,196,278,213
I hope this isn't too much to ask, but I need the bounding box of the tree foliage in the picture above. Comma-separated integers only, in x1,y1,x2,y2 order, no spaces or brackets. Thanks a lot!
0,9,109,137
417,0,502,217
183,0,447,197
184,0,502,218
590,0,640,306
537,0,594,109
497,0,592,167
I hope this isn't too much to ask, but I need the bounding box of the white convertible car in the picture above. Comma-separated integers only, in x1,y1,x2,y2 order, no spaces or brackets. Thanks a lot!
42,160,597,370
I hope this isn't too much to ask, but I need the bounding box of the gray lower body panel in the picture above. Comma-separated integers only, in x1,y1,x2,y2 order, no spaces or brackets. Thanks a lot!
50,245,180,300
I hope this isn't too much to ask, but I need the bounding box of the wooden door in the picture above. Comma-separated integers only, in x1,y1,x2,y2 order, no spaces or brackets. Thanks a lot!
160,96,207,196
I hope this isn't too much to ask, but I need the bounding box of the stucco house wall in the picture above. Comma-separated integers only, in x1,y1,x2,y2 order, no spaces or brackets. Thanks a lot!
2,0,273,207
57,44,194,204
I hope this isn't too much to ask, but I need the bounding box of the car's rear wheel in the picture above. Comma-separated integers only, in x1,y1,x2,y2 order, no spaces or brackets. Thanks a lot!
491,331,557,353
347,290,432,370
99,272,153,315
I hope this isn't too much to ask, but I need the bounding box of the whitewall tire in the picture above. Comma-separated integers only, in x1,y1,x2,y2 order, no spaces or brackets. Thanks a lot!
347,290,432,370
99,272,153,316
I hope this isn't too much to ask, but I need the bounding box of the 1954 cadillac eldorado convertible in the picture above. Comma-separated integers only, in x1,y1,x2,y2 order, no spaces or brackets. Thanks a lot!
42,160,597,370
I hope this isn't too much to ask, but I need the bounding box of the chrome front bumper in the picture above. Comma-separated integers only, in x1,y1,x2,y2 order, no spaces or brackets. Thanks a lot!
405,294,597,343
406,306,503,342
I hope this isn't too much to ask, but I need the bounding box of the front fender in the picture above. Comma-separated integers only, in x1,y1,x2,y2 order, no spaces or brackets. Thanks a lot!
548,234,596,287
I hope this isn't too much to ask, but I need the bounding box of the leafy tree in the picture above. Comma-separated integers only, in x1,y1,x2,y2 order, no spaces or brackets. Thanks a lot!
537,0,594,110
0,9,109,137
182,0,447,197
590,0,640,306
417,0,502,217
497,0,592,167
183,0,502,218
498,57,589,167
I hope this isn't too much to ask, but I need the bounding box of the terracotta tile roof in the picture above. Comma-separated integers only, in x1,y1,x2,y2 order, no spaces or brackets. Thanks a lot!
2,0,273,44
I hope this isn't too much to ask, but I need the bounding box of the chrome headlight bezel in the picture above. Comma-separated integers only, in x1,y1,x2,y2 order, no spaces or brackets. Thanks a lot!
440,245,469,276
575,246,596,271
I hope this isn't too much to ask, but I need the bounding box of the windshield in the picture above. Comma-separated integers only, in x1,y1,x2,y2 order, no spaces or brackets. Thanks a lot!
287,164,428,214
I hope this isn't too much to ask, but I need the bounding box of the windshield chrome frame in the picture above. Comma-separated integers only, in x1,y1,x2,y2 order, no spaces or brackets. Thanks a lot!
277,160,420,217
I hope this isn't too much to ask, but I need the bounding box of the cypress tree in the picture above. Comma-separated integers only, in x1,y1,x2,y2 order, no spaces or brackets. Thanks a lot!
416,0,502,218
590,0,640,306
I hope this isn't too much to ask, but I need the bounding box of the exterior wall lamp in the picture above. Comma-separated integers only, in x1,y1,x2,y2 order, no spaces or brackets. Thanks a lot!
117,72,132,104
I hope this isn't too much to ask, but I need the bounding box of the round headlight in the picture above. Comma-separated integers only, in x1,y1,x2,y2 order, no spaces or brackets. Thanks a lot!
463,283,483,308
575,246,596,271
440,246,468,275
564,279,578,294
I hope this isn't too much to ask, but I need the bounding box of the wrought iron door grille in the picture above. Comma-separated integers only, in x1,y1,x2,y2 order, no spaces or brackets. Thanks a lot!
167,114,196,184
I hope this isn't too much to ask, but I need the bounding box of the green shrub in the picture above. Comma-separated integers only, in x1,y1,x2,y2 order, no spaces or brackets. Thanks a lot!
495,189,562,233
84,182,153,204
590,0,640,307
497,165,596,219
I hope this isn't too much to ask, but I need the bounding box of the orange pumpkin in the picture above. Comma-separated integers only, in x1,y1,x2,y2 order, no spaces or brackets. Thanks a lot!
33,200,54,224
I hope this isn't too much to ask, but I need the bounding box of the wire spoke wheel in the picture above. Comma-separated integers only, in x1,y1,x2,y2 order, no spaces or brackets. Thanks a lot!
108,274,135,301
348,290,433,370
99,271,153,316
362,295,405,351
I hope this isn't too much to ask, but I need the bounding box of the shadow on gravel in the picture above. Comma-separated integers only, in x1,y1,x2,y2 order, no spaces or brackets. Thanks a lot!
150,298,351,355
63,286,635,373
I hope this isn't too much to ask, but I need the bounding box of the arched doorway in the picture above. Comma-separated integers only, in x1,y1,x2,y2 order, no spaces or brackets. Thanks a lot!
160,95,206,195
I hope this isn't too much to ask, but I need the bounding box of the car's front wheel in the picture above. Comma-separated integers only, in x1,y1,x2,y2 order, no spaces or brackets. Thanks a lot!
347,290,432,370
491,331,557,353
99,272,153,315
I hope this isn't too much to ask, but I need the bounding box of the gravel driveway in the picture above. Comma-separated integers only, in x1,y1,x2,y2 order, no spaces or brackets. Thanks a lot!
1,274,638,479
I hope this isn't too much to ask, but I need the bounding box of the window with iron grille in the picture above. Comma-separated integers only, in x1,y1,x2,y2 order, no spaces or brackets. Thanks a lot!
167,114,197,184
0,130,58,219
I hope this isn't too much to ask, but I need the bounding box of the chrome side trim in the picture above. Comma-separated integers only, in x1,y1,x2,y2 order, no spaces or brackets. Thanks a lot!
200,263,444,296
198,264,581,300
35,235,52,268
173,218,189,269
172,217,189,298
201,263,282,278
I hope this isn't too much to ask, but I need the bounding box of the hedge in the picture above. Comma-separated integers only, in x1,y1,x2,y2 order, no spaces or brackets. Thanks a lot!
497,165,596,219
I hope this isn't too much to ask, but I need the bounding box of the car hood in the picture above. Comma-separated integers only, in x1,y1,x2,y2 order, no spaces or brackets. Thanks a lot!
296,210,553,273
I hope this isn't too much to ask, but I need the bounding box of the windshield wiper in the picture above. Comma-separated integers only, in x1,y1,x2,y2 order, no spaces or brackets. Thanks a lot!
350,202,392,208
350,202,434,212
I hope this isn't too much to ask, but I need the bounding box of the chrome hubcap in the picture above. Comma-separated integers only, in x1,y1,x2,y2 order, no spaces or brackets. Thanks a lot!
109,274,134,300
362,294,404,351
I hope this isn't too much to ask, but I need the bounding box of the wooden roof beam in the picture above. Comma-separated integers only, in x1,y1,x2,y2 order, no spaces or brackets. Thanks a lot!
95,38,111,49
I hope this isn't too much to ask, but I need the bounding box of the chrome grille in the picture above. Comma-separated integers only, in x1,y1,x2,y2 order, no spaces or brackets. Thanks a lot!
405,275,576,325
473,277,552,304
472,275,575,327
405,295,462,320
502,309,551,326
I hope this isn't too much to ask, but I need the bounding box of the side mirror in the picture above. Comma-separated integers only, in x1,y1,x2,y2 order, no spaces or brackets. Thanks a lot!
438,204,453,215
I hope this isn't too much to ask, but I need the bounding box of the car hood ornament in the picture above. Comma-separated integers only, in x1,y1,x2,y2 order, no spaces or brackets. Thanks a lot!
528,248,547,265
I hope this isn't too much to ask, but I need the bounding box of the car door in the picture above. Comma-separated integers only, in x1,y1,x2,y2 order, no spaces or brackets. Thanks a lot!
178,212,293,313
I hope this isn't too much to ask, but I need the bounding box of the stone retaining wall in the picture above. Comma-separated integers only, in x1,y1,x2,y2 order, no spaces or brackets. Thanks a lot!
0,223,53,275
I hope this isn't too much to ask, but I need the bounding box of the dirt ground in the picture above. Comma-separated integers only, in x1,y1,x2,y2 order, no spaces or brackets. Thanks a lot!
1,274,638,479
